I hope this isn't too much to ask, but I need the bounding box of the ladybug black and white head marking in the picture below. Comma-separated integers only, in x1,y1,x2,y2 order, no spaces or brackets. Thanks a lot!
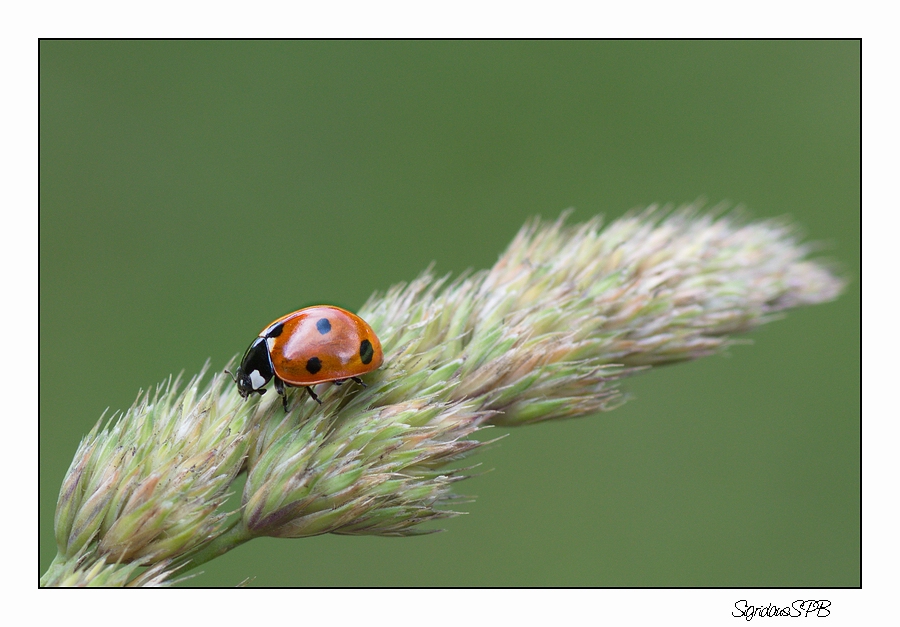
233,337,274,399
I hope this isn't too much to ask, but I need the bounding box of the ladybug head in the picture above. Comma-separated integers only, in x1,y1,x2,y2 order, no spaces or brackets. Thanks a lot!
229,337,273,399
230,367,262,399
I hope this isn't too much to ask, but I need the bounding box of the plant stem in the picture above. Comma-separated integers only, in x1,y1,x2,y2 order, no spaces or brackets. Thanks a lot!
179,522,255,573
39,553,66,587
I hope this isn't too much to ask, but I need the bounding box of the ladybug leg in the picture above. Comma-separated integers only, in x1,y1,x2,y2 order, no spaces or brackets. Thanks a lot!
333,379,345,386
351,376,367,388
305,386,323,405
274,376,289,412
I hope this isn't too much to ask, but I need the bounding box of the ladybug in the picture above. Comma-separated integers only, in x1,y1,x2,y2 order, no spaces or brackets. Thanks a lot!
229,305,384,411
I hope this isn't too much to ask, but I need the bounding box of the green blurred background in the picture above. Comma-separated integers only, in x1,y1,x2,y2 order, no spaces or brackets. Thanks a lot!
39,40,860,586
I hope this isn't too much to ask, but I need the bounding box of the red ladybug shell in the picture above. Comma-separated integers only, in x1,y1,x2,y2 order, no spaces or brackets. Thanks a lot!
260,305,383,386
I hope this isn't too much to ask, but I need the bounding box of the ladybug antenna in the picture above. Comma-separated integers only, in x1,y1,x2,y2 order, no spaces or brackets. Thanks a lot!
224,368,238,383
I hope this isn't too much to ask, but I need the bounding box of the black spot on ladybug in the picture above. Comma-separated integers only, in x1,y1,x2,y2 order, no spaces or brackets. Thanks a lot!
267,322,284,338
360,339,374,365
316,318,332,335
306,357,322,375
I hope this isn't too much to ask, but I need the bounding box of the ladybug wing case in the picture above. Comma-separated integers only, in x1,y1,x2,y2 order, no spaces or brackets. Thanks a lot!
268,307,381,386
